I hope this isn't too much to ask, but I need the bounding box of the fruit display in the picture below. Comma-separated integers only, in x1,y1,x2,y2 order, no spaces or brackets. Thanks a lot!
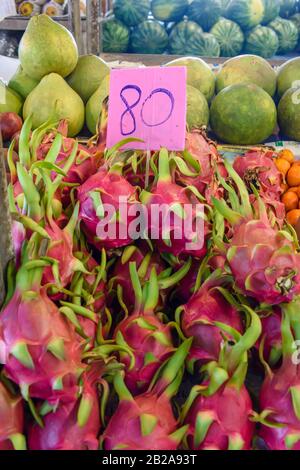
16,0,66,17
99,0,300,58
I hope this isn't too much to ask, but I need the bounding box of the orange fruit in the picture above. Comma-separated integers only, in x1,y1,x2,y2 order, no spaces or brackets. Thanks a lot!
287,163,300,187
278,149,295,164
282,191,299,211
287,209,300,226
275,158,291,176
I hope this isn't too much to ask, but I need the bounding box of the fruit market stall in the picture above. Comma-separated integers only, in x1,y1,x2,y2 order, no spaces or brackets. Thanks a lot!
2,6,300,453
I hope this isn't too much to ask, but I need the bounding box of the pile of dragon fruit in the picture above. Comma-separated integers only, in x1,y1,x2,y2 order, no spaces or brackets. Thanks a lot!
1,114,300,451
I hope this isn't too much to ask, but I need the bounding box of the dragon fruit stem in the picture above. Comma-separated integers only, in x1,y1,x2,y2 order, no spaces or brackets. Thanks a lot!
223,159,252,217
143,267,159,313
7,140,17,183
129,262,143,310
158,148,171,183
9,433,27,450
159,257,192,290
16,164,42,221
113,371,134,402
19,114,32,169
212,197,242,226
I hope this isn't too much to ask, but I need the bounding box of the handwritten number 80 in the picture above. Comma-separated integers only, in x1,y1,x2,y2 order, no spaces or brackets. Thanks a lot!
120,85,175,136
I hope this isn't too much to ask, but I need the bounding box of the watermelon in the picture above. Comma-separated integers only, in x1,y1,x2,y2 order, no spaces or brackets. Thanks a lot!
210,18,244,57
277,57,300,97
102,19,130,53
186,85,209,130
131,20,168,54
268,17,298,53
220,0,231,12
189,32,221,57
225,0,264,29
279,0,297,18
151,0,188,22
290,13,300,50
168,20,203,55
187,0,222,31
261,0,280,24
216,55,277,96
113,0,150,27
210,83,277,144
166,57,215,102
278,87,300,141
244,26,279,58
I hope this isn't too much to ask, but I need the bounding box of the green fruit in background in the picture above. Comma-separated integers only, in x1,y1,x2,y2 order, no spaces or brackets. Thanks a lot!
244,26,279,58
0,81,23,115
210,18,244,57
131,20,169,54
278,87,300,141
186,85,209,130
210,83,277,145
168,20,203,55
151,0,189,22
279,0,297,18
102,19,130,53
8,65,39,99
67,55,109,103
23,73,84,137
216,55,277,96
268,17,298,54
225,0,264,30
187,0,222,31
277,57,300,97
290,13,300,50
113,0,150,27
189,32,221,57
261,0,280,25
19,14,78,80
166,56,215,102
86,74,110,135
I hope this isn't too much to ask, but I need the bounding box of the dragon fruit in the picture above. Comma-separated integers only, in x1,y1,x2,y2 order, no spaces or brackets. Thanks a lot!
213,160,300,305
101,338,192,450
256,307,282,367
176,129,226,203
28,361,110,450
258,301,300,450
78,166,140,250
176,270,243,369
182,306,261,450
113,262,174,394
141,147,208,258
0,381,26,450
0,258,85,405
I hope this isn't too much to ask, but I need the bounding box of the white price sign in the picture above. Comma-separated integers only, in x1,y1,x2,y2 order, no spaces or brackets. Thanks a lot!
0,0,17,21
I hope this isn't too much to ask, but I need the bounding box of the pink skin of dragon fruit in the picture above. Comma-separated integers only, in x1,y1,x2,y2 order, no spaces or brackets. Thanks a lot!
185,383,254,450
142,148,208,259
77,168,140,250
177,272,243,366
113,262,174,395
28,362,105,450
0,262,84,405
177,130,226,202
258,305,300,450
102,339,192,450
255,308,282,367
12,220,26,269
0,382,26,450
213,160,300,305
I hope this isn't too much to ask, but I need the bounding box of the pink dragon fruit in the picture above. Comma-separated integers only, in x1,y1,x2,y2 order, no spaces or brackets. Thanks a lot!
0,381,26,450
255,307,282,367
0,258,85,405
101,339,192,450
213,160,300,305
77,166,140,250
113,262,174,394
176,129,226,203
182,307,261,450
28,361,108,450
176,270,243,369
258,302,300,450
141,147,208,259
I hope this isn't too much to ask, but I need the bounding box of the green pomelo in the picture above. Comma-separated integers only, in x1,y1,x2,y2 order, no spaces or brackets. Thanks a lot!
67,55,110,103
166,57,215,102
23,73,84,137
278,87,300,141
19,14,78,80
186,85,209,131
210,83,277,144
8,65,39,99
85,74,110,135
277,57,300,98
216,54,277,96
0,81,23,115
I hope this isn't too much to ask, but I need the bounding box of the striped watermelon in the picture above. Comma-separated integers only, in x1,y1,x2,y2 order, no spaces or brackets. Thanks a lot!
210,18,244,57
261,0,280,25
189,33,221,57
244,26,279,58
102,19,130,53
188,0,222,31
151,0,188,22
169,20,203,55
113,0,150,27
131,20,168,54
269,17,298,53
226,0,264,29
